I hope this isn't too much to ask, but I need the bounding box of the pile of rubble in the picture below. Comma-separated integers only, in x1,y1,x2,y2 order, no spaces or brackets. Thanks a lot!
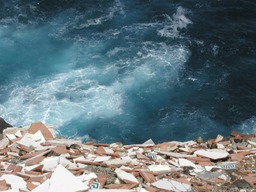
0,122,255,191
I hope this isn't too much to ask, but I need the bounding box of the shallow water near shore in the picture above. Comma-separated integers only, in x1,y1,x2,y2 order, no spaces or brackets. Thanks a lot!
0,0,255,144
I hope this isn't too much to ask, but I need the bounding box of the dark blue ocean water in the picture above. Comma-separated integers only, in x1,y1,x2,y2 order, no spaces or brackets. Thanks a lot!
0,0,255,144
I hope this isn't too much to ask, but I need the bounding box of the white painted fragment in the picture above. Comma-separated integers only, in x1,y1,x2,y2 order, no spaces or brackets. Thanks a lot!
156,151,194,158
215,134,224,143
152,178,191,192
17,137,47,150
78,172,98,182
42,156,76,171
5,133,16,140
248,140,256,147
94,156,111,162
217,143,225,149
89,190,137,192
194,149,229,160
142,139,155,146
103,147,114,154
0,174,27,190
148,164,172,173
178,158,197,168
115,168,139,184
49,164,88,192
31,179,50,192
14,130,22,138
105,158,130,166
0,138,9,149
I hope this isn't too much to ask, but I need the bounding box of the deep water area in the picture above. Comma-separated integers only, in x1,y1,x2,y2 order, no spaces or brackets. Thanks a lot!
0,0,255,144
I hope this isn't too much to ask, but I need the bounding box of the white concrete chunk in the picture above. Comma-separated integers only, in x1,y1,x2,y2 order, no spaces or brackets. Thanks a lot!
115,168,139,184
49,164,88,192
194,149,229,160
152,178,191,192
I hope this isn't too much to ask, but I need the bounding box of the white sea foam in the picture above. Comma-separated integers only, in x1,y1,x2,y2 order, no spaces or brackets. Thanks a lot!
237,116,256,134
76,0,125,29
0,40,189,131
158,6,193,38
0,66,123,127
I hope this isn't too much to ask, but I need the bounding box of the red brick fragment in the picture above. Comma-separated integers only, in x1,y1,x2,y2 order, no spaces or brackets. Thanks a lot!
28,122,54,140
0,180,10,190
176,177,191,185
136,152,149,160
105,183,137,189
139,171,156,183
231,131,242,137
186,156,211,163
243,176,256,187
51,145,68,155
95,146,106,155
25,155,45,166
229,152,250,161
97,174,107,188
193,184,213,192
27,181,38,191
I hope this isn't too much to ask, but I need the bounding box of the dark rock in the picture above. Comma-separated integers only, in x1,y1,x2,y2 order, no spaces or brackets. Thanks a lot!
0,117,12,134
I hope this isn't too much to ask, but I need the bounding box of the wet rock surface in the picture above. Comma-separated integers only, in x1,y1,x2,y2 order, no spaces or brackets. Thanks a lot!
0,122,255,191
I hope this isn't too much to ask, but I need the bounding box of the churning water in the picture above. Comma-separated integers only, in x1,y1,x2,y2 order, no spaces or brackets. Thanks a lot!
0,0,255,143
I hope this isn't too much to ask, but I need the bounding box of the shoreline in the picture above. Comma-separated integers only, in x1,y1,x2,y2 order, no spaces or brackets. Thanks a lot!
0,121,255,191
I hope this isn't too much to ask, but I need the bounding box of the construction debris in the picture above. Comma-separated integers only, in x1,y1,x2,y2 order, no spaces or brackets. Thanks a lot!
0,122,255,191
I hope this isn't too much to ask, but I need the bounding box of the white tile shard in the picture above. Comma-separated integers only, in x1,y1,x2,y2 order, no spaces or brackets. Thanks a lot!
152,179,192,192
148,164,172,173
0,174,27,190
115,168,139,184
94,156,111,162
194,149,229,160
0,138,9,149
178,158,197,168
49,164,89,192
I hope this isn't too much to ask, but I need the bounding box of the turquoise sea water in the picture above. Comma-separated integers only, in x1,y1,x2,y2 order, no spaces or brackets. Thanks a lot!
0,0,255,143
